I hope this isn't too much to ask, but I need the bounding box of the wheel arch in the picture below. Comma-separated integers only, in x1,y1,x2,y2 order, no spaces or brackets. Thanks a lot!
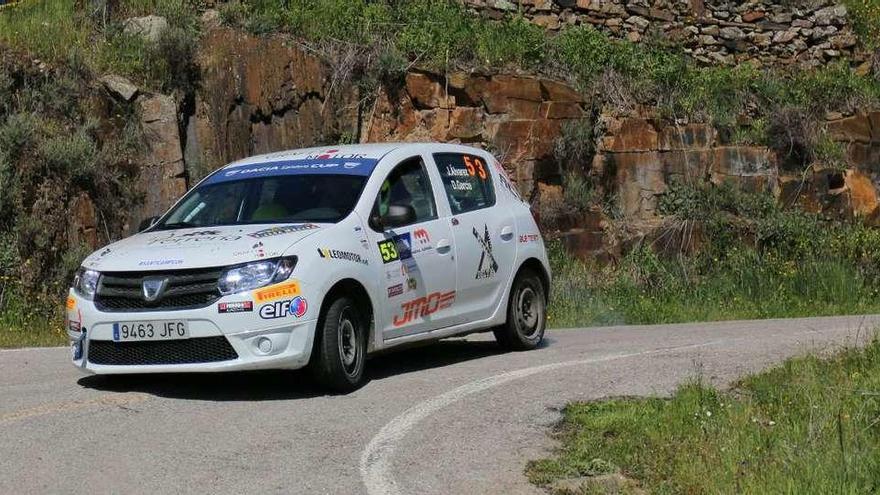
515,257,550,303
318,278,375,349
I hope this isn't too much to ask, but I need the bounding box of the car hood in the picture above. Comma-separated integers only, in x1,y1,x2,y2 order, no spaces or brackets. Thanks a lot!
81,223,325,272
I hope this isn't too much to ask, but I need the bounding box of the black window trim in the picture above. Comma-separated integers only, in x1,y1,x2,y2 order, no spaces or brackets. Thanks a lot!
432,152,497,215
369,155,438,233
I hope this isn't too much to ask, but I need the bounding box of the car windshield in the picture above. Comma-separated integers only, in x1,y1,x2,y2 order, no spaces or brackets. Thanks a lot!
155,174,367,229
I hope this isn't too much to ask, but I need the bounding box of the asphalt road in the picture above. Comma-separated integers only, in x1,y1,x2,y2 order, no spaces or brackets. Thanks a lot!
2,314,878,495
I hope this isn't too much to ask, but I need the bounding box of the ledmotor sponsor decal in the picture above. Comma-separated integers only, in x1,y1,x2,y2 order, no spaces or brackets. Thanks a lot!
317,247,369,265
218,301,254,313
393,291,455,327
259,296,308,319
253,280,301,302
249,223,320,239
519,233,539,243
473,224,499,279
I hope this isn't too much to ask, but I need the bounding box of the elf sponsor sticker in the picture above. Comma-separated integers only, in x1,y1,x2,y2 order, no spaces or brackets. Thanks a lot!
259,296,308,319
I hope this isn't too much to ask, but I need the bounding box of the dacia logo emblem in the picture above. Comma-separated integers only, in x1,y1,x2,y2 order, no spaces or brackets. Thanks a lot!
142,277,169,302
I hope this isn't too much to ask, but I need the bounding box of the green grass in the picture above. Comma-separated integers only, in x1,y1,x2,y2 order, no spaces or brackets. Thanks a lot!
842,0,880,48
548,244,880,330
526,337,880,494
0,321,66,348
547,182,880,329
0,0,199,92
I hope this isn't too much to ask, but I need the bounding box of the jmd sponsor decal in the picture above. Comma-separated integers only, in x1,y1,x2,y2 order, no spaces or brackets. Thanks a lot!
392,291,455,327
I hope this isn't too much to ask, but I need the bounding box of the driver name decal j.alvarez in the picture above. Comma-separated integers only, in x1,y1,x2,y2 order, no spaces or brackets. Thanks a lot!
392,291,455,327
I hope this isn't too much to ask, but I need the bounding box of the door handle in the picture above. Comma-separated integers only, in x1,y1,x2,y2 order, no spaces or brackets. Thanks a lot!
500,226,514,241
436,239,452,254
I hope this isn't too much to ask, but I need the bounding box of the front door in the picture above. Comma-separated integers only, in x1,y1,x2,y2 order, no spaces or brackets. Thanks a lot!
428,152,516,323
368,156,458,340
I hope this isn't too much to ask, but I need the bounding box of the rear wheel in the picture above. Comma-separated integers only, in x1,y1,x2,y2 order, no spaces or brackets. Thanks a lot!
309,295,367,392
494,268,546,350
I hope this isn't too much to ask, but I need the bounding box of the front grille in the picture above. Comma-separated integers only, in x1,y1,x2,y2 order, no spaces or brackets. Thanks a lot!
94,267,223,312
88,337,238,366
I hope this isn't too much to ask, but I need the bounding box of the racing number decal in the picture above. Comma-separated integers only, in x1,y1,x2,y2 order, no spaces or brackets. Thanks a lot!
463,155,487,180
378,239,400,263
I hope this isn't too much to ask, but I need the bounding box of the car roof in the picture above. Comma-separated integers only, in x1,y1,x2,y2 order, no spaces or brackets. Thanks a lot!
201,143,489,186
225,143,405,168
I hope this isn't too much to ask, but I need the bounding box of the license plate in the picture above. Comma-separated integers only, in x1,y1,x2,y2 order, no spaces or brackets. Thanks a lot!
113,320,189,342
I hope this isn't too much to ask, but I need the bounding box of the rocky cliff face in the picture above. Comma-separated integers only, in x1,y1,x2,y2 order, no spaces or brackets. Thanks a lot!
186,28,358,179
364,71,586,197
101,23,878,262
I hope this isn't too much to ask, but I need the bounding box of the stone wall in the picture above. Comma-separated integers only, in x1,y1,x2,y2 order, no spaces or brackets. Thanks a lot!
464,0,867,68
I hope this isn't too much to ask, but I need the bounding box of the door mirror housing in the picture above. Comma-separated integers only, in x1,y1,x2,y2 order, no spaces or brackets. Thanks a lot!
372,204,416,230
138,216,160,232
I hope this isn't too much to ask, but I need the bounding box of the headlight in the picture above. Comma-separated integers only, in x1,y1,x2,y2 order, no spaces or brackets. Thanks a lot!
73,267,100,299
218,257,297,295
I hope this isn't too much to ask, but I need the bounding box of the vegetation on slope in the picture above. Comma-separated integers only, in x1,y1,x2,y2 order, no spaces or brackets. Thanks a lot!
548,181,880,328
0,1,878,346
527,336,880,494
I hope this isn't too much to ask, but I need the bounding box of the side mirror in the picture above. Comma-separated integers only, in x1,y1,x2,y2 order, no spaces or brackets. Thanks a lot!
374,204,416,230
138,216,160,232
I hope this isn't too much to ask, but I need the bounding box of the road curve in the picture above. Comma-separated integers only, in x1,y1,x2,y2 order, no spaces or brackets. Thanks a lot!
1,315,878,495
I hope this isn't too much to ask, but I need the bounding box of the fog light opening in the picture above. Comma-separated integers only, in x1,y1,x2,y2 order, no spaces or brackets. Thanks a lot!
257,337,273,354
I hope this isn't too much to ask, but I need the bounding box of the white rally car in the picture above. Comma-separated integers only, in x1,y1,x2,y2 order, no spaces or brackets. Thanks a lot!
66,143,550,391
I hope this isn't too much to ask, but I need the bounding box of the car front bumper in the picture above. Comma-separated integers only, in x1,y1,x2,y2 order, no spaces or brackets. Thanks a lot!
66,291,317,374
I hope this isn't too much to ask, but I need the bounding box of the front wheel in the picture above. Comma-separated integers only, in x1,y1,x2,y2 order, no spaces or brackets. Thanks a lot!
308,295,367,392
494,268,546,350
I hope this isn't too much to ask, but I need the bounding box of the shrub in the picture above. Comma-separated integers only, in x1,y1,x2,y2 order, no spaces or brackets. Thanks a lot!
475,15,545,68
842,0,880,48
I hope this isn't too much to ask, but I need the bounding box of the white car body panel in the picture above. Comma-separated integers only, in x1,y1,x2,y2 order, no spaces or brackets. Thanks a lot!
66,143,550,374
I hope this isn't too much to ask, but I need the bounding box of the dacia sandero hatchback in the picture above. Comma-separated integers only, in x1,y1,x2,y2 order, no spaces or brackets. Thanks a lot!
67,143,551,391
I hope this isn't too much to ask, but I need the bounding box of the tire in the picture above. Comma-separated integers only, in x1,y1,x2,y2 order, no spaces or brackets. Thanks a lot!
308,295,367,392
494,268,546,351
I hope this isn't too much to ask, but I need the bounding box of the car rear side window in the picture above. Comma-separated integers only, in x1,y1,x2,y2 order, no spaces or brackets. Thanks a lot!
433,153,495,215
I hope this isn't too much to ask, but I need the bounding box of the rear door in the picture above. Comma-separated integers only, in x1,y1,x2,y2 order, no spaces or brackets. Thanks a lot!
368,156,458,340
428,152,516,323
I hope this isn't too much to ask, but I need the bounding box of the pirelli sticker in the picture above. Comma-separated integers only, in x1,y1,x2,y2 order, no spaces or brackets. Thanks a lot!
253,280,301,302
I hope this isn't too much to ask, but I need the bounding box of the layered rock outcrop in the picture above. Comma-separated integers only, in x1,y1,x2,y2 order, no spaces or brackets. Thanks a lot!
364,71,585,196
186,27,358,179
98,23,879,256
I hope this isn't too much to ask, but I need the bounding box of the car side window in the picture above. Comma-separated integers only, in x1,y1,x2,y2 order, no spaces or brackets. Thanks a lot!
371,157,437,230
433,153,495,215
